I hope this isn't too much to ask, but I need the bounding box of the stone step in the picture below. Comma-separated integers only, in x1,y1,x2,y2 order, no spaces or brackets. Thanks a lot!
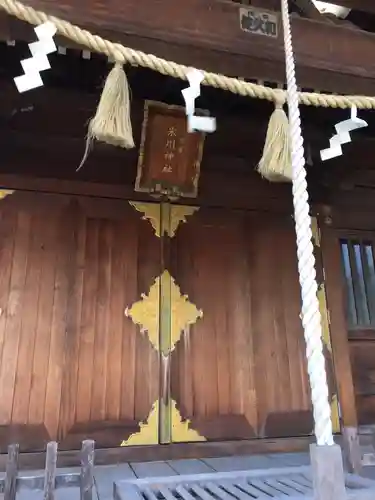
363,452,375,467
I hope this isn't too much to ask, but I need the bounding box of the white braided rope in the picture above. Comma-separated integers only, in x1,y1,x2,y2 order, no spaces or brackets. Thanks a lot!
280,0,334,446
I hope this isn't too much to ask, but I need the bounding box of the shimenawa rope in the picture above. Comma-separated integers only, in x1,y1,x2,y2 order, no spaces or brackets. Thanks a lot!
1,0,375,110
0,0,372,180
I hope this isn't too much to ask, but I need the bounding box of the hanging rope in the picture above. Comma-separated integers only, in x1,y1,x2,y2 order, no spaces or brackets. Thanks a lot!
1,0,375,110
280,0,334,446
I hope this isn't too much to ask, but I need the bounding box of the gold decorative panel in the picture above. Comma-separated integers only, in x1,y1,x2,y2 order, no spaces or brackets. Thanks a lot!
312,216,340,433
311,217,321,247
129,201,161,237
125,270,202,355
171,399,206,442
169,271,203,354
169,205,199,237
0,190,14,200
125,275,160,352
129,201,199,238
120,399,206,445
121,401,159,446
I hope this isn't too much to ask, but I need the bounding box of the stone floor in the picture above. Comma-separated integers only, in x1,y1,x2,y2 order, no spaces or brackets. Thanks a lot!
3,452,312,499
4,451,375,499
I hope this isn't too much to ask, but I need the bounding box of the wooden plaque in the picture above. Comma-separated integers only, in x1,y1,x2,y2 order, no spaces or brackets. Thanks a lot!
135,101,206,199
239,7,278,38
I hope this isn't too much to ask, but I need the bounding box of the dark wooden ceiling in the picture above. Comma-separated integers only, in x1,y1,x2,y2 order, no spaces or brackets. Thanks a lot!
0,40,375,210
2,0,375,95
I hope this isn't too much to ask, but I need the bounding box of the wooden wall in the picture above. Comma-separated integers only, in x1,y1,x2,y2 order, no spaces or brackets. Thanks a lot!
0,53,361,451
0,188,317,452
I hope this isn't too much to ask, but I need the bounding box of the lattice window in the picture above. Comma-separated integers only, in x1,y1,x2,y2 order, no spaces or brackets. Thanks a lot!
340,239,375,329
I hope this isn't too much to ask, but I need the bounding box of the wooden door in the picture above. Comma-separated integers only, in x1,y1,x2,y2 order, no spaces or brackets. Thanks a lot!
58,198,161,449
166,205,315,441
0,192,162,451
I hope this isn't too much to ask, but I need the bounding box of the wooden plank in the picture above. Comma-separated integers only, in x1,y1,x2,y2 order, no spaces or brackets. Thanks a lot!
264,477,301,495
75,219,99,427
0,204,16,431
90,220,111,422
80,440,95,500
319,222,358,428
331,0,375,13
248,479,283,496
43,441,57,500
233,480,271,499
105,219,125,423
58,202,85,443
4,444,19,500
12,212,43,426
175,485,196,500
27,210,59,436
205,482,231,500
44,204,72,442
275,476,311,494
0,210,31,427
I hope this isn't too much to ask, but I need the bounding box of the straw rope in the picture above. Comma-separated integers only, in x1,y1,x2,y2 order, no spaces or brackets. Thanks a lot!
1,0,375,109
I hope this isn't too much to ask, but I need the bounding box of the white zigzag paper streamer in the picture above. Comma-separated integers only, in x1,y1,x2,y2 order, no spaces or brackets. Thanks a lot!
320,105,368,161
14,22,57,93
181,69,216,133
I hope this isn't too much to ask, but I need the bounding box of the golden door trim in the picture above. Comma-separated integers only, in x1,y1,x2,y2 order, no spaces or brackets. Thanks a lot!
129,201,161,237
124,202,205,445
169,205,199,237
129,201,198,238
312,216,340,433
125,270,203,356
125,274,160,352
121,401,159,446
0,189,14,200
120,398,206,446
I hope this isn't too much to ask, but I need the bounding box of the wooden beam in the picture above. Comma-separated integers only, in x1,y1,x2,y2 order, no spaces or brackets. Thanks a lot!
2,0,375,92
333,0,375,14
292,0,331,20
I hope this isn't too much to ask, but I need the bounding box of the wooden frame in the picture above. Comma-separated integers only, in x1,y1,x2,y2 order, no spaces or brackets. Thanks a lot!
319,220,358,429
135,101,206,199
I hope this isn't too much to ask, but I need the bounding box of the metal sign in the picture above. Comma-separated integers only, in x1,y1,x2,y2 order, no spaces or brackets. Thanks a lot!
239,7,278,38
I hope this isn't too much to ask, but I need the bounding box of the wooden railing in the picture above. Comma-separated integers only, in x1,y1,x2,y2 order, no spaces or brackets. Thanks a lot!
2,440,95,500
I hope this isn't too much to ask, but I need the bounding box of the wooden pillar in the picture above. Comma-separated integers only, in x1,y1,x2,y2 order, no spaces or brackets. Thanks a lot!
319,214,361,473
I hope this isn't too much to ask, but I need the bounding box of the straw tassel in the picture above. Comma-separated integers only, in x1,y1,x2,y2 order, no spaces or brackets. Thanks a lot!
257,95,292,182
77,63,134,170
